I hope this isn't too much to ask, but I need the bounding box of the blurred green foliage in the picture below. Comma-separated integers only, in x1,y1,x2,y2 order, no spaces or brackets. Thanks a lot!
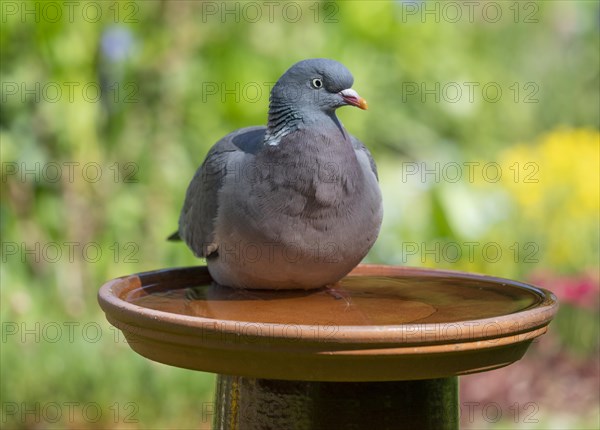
1,1,598,428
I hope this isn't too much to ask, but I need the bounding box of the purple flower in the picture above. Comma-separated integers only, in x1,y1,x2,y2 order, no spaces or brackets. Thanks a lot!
100,26,134,62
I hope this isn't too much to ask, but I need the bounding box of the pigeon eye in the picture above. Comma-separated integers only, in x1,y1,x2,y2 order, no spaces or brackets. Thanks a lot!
311,78,323,89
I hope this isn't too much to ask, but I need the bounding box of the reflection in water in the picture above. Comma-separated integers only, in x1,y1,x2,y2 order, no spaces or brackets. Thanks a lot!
125,275,544,326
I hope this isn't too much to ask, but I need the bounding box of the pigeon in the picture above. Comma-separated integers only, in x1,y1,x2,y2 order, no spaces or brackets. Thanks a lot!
170,58,382,289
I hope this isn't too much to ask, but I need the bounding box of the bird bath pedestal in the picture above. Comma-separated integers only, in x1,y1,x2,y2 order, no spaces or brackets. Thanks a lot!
98,265,557,429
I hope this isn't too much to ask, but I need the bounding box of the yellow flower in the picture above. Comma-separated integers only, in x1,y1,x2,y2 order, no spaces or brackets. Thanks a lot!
499,128,599,270
500,128,599,219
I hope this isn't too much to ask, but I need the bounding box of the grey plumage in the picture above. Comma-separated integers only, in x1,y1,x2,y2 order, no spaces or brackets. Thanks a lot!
174,59,383,289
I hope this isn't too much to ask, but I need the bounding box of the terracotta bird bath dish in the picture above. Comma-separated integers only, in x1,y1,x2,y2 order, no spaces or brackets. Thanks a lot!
98,264,557,429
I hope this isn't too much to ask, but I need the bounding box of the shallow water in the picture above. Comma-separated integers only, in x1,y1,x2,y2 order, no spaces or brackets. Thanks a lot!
124,274,544,326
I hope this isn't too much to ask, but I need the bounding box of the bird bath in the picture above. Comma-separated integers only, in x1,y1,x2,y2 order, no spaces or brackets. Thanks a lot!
98,264,557,429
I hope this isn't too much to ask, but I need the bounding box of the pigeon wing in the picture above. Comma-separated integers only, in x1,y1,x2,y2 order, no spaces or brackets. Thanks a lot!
177,126,265,257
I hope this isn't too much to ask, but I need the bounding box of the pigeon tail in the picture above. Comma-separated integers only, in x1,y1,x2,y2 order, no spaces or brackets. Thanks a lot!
167,231,181,241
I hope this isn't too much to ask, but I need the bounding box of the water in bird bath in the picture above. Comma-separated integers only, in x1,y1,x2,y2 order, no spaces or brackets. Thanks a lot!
124,273,545,327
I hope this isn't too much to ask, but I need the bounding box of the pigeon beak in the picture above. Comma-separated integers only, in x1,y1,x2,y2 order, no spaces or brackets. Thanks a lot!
339,88,368,110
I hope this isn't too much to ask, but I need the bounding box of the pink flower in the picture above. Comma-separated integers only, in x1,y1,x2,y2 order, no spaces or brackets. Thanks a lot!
529,270,599,309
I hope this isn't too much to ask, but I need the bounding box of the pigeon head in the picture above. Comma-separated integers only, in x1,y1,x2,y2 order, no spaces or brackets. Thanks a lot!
270,59,368,115
265,59,367,142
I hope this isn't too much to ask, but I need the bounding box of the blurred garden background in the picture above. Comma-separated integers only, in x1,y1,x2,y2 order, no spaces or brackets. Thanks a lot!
1,1,598,428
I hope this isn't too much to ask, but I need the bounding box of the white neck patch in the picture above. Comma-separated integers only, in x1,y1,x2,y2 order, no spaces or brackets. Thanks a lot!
264,127,292,146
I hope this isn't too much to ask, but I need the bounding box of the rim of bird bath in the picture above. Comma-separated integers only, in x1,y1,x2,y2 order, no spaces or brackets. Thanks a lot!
98,264,558,382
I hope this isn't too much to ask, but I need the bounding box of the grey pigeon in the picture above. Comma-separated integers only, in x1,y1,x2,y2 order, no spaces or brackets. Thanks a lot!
171,58,382,289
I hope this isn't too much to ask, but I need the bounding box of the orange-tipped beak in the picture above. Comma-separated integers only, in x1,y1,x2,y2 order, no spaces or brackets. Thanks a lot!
339,89,368,110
